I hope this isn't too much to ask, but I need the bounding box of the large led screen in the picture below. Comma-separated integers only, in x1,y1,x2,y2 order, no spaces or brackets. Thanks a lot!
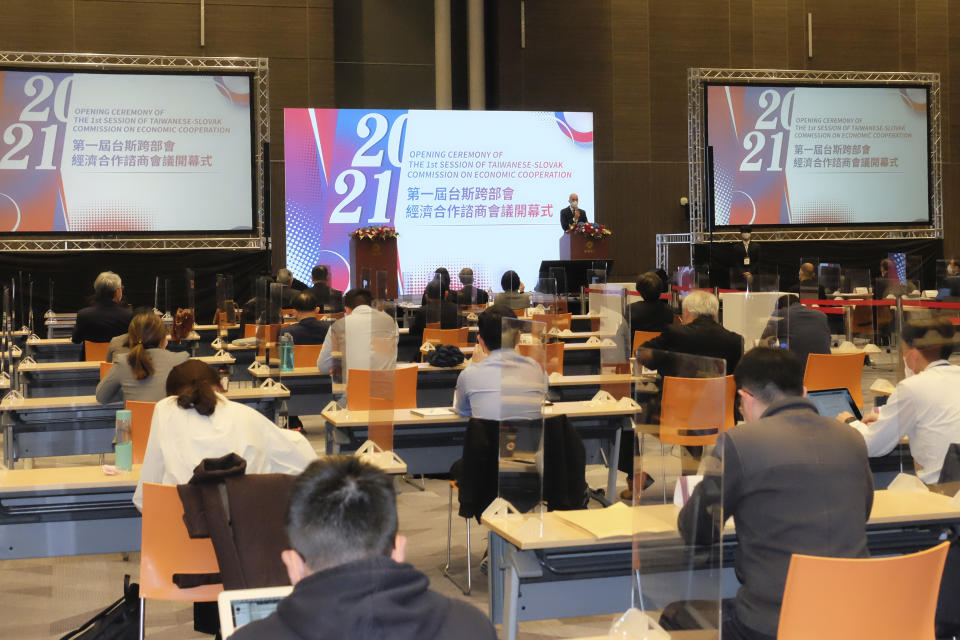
707,84,930,227
0,69,255,232
284,109,594,293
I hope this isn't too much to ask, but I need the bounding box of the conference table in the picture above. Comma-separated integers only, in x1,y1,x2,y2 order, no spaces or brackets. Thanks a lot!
0,463,142,560
484,489,960,640
16,353,237,398
321,400,640,503
0,385,290,467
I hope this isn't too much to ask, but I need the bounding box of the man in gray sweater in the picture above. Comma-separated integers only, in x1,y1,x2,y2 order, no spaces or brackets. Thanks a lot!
677,347,873,640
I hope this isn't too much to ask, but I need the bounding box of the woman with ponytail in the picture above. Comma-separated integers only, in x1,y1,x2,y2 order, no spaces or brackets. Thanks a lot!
133,359,316,510
96,312,189,404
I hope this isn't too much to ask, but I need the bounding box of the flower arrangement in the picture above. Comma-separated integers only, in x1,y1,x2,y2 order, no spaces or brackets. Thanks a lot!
350,226,399,241
571,222,612,240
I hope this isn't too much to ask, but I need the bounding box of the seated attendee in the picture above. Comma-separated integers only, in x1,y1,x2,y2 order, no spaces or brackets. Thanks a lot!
133,359,315,509
454,306,547,421
420,267,451,305
230,456,497,640
306,265,343,313
411,281,461,342
279,292,328,345
641,289,744,376
317,288,398,374
72,271,134,348
679,347,872,640
789,262,825,299
629,271,674,334
277,268,299,308
96,312,189,404
493,270,531,311
773,295,830,374
455,267,489,306
838,315,960,484
941,258,960,299
104,306,155,363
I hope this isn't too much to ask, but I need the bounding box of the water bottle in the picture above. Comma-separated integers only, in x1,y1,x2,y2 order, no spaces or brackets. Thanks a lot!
114,409,133,471
218,366,230,392
277,400,289,429
279,332,295,372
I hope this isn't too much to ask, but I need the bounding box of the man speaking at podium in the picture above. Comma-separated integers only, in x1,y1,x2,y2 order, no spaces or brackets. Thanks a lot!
560,193,589,230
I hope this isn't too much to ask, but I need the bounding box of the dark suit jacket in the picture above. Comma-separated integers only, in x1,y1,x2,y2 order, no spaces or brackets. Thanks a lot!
678,398,873,636
776,305,831,373
279,317,329,345
559,206,588,230
642,315,744,376
306,284,343,313
629,300,674,334
410,300,461,340
455,285,489,306
71,301,134,345
731,240,761,274
280,285,299,308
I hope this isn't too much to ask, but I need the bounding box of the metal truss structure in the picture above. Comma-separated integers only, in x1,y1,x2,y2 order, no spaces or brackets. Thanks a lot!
0,51,269,252
682,67,943,264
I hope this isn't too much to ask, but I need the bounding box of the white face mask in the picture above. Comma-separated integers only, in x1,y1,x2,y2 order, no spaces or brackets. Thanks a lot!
570,201,578,209
903,355,915,378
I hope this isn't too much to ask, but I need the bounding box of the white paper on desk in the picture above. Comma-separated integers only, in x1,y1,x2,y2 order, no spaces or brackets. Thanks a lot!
616,396,640,410
600,338,617,347
585,336,602,345
673,475,704,507
419,341,436,353
548,326,561,336
466,312,478,322
887,472,929,493
870,378,896,395
410,407,457,417
518,333,534,345
559,329,575,336
834,341,860,353
609,608,670,640
548,371,564,381
553,503,675,538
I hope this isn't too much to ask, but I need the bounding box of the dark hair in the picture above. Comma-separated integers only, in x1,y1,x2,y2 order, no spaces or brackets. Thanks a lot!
635,272,663,302
424,280,442,301
733,347,804,404
880,258,894,272
653,268,670,294
165,359,221,417
902,315,956,361
477,305,516,350
344,288,373,309
126,313,167,381
433,268,451,293
286,456,397,571
501,270,521,292
292,292,318,313
311,265,329,282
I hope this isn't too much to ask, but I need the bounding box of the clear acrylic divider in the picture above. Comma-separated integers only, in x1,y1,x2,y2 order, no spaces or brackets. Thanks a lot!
718,276,780,353
616,350,728,637
937,259,960,300
589,285,631,399
819,263,842,297
531,277,560,316
491,316,548,520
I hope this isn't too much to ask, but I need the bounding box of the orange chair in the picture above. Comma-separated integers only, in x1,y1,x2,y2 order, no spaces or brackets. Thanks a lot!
346,366,418,411
255,324,282,358
532,313,572,331
84,340,109,362
293,344,324,369
425,321,441,329
99,362,113,380
659,375,736,446
243,323,257,339
632,330,662,355
803,352,866,407
517,341,564,375
778,541,949,640
139,482,222,636
126,400,156,465
347,366,418,451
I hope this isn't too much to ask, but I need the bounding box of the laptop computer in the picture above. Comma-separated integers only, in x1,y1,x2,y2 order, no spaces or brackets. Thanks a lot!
218,586,292,637
806,388,862,421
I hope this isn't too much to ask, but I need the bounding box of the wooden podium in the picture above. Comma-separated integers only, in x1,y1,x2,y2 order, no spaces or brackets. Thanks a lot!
350,237,398,298
559,232,610,260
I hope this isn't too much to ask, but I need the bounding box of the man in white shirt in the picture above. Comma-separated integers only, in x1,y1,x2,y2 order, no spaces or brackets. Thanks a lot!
317,288,399,375
454,306,547,421
838,315,960,484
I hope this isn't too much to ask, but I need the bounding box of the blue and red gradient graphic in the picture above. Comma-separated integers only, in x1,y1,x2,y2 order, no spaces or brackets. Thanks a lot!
0,71,73,232
554,112,593,145
708,86,792,226
284,109,407,291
